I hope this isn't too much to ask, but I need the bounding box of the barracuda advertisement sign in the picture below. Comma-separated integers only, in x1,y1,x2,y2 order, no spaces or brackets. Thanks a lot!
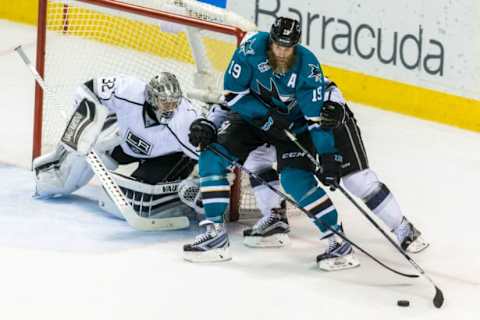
228,0,479,100
226,0,480,131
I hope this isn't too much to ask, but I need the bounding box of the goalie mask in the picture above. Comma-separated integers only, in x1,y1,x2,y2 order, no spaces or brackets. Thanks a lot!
145,72,182,121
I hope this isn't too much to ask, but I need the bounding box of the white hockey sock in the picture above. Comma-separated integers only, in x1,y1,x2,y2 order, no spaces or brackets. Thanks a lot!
342,170,404,232
371,194,404,231
252,183,283,217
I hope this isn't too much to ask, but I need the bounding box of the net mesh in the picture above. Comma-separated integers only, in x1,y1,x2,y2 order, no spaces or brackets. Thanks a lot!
41,0,239,153
39,0,261,218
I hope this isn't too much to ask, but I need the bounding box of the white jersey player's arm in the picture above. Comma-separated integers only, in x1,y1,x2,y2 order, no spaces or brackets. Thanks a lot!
206,103,230,129
323,77,346,105
75,76,146,114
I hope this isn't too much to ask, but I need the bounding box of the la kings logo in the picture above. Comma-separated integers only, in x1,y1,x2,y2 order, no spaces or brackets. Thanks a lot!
125,130,152,156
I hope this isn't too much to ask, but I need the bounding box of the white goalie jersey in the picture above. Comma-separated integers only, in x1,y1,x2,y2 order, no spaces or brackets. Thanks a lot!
83,76,201,160
33,75,203,199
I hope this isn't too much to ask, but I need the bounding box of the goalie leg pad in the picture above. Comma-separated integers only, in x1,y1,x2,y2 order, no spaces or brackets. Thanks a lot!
97,172,194,220
33,145,94,197
33,125,120,198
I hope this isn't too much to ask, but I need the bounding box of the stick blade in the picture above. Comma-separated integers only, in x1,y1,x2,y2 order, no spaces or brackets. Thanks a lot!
433,286,444,308
127,214,190,231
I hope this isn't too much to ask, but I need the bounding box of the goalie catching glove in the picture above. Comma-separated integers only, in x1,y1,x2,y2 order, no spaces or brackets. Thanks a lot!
188,118,217,150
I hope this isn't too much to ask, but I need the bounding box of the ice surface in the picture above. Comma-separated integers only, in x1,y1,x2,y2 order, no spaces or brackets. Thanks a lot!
0,19,479,320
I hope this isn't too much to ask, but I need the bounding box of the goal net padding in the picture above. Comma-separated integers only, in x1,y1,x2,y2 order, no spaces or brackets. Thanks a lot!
34,0,266,220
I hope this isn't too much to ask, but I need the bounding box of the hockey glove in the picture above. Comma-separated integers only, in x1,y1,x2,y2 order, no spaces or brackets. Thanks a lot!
251,110,291,141
317,153,343,190
319,101,346,130
188,118,217,150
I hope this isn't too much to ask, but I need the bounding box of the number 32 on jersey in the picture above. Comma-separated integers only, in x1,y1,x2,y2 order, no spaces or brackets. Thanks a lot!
95,77,117,99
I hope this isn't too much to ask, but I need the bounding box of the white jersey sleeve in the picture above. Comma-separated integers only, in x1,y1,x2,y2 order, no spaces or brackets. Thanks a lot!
166,98,202,159
72,76,145,114
324,77,346,104
93,76,146,112
206,104,230,129
74,76,200,160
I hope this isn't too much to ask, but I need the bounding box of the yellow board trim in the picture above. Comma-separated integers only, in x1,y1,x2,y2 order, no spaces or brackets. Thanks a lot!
1,1,479,132
324,65,480,132
0,0,37,24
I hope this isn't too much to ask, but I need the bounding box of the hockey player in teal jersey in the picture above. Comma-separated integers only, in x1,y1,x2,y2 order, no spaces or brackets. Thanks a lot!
183,17,360,271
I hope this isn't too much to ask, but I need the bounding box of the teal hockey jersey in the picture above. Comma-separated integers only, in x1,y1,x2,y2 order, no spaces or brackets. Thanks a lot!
223,31,336,154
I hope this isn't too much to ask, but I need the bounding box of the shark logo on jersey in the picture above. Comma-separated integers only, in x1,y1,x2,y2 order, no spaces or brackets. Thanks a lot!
239,38,255,56
256,79,294,112
257,60,271,73
308,64,323,82
125,130,152,156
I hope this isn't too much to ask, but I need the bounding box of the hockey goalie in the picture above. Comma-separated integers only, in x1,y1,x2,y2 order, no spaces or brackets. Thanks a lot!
32,72,203,228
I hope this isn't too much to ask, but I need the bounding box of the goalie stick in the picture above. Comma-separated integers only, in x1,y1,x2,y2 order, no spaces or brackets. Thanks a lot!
283,129,444,308
15,45,189,231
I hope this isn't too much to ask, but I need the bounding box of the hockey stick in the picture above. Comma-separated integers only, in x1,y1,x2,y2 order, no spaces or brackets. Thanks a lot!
14,45,189,231
283,129,444,308
205,145,418,278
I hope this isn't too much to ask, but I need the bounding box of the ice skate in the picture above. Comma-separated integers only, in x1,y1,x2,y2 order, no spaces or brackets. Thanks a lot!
183,220,231,262
395,218,429,253
243,208,290,248
316,228,360,271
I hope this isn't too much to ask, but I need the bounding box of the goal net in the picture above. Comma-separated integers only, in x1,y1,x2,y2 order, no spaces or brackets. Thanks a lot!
34,0,263,220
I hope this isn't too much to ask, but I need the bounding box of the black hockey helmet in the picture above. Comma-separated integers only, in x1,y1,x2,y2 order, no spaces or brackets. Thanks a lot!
269,17,301,47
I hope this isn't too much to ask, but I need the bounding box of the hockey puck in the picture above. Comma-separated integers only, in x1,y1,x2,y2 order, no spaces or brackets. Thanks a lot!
397,300,410,307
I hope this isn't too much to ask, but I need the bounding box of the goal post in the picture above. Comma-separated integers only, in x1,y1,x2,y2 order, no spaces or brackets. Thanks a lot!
33,0,261,221
32,0,246,157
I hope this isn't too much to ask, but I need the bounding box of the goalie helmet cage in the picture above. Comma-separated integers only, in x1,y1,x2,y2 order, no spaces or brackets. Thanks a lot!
33,0,259,221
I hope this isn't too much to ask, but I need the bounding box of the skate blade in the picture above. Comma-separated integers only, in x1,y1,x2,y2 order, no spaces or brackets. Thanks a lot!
243,233,289,248
406,236,430,253
317,253,360,271
183,247,232,263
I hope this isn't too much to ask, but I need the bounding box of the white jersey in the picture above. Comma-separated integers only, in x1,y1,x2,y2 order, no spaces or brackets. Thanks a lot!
206,103,229,128
81,76,201,160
